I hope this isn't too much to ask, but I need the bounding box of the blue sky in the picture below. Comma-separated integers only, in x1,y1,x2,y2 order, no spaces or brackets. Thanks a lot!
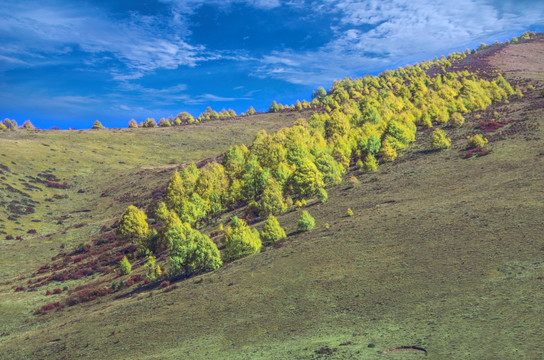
1,0,543,129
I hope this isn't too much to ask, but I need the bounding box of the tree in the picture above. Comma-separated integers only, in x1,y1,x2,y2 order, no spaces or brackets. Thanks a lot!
363,153,378,172
144,253,161,281
167,223,222,276
431,128,451,150
295,100,302,111
158,118,171,127
143,118,157,128
269,101,280,113
164,171,185,214
247,106,256,115
289,157,324,199
128,119,138,128
92,120,103,129
298,210,315,232
20,120,35,130
378,139,397,162
224,217,261,261
119,256,132,275
117,205,149,242
260,178,287,216
260,215,286,245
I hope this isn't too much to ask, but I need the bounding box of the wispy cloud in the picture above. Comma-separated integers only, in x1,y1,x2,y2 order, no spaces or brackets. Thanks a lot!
252,0,544,85
0,1,208,78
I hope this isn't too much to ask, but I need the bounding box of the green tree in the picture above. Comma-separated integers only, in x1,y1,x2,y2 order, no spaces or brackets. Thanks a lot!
363,153,379,172
290,157,324,199
224,217,262,261
167,223,222,276
92,120,103,129
117,205,149,242
128,119,138,128
119,256,132,275
247,106,256,115
298,210,315,232
260,215,286,245
260,178,287,216
431,128,451,150
269,101,280,113
158,118,171,127
164,171,185,214
20,120,35,130
144,254,161,281
143,118,157,128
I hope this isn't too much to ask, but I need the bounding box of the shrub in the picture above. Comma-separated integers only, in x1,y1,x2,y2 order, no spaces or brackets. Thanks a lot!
346,208,354,216
431,128,451,150
92,120,103,129
117,205,149,243
348,176,359,188
298,210,315,232
449,112,465,128
260,215,287,245
224,217,261,261
467,134,488,148
128,119,138,128
119,256,132,275
247,106,256,115
317,188,328,203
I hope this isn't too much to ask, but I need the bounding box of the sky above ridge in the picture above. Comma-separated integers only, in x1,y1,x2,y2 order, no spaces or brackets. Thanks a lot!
1,0,543,129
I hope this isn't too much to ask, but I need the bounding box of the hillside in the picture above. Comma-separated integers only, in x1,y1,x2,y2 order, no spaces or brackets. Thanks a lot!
1,38,544,359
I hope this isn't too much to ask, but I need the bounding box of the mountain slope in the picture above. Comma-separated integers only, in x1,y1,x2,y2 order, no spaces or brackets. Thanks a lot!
1,39,544,359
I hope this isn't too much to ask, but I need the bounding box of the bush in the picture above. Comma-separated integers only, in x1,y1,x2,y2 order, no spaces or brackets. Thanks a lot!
348,176,359,187
317,188,328,203
298,210,315,232
260,215,286,245
431,128,451,150
119,256,132,275
449,112,465,128
467,134,488,148
346,208,354,216
128,119,138,128
224,217,262,261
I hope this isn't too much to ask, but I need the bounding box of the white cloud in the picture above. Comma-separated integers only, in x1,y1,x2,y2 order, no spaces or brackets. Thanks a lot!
0,1,208,78
252,0,544,85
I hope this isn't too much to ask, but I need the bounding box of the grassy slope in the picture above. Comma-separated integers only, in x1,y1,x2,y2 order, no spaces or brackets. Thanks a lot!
1,41,544,359
0,112,303,280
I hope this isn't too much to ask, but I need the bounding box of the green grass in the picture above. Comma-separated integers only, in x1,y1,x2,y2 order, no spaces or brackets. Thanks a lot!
1,41,544,359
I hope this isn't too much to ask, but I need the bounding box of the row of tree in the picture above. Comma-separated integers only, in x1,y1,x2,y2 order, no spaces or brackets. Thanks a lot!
1,119,35,130
115,46,517,280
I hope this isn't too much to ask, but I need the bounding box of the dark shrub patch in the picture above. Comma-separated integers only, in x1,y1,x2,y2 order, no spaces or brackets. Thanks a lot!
35,302,63,315
5,235,14,240
159,280,170,288
27,229,37,234
164,285,178,293
53,288,62,294
47,182,69,189
464,151,474,159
